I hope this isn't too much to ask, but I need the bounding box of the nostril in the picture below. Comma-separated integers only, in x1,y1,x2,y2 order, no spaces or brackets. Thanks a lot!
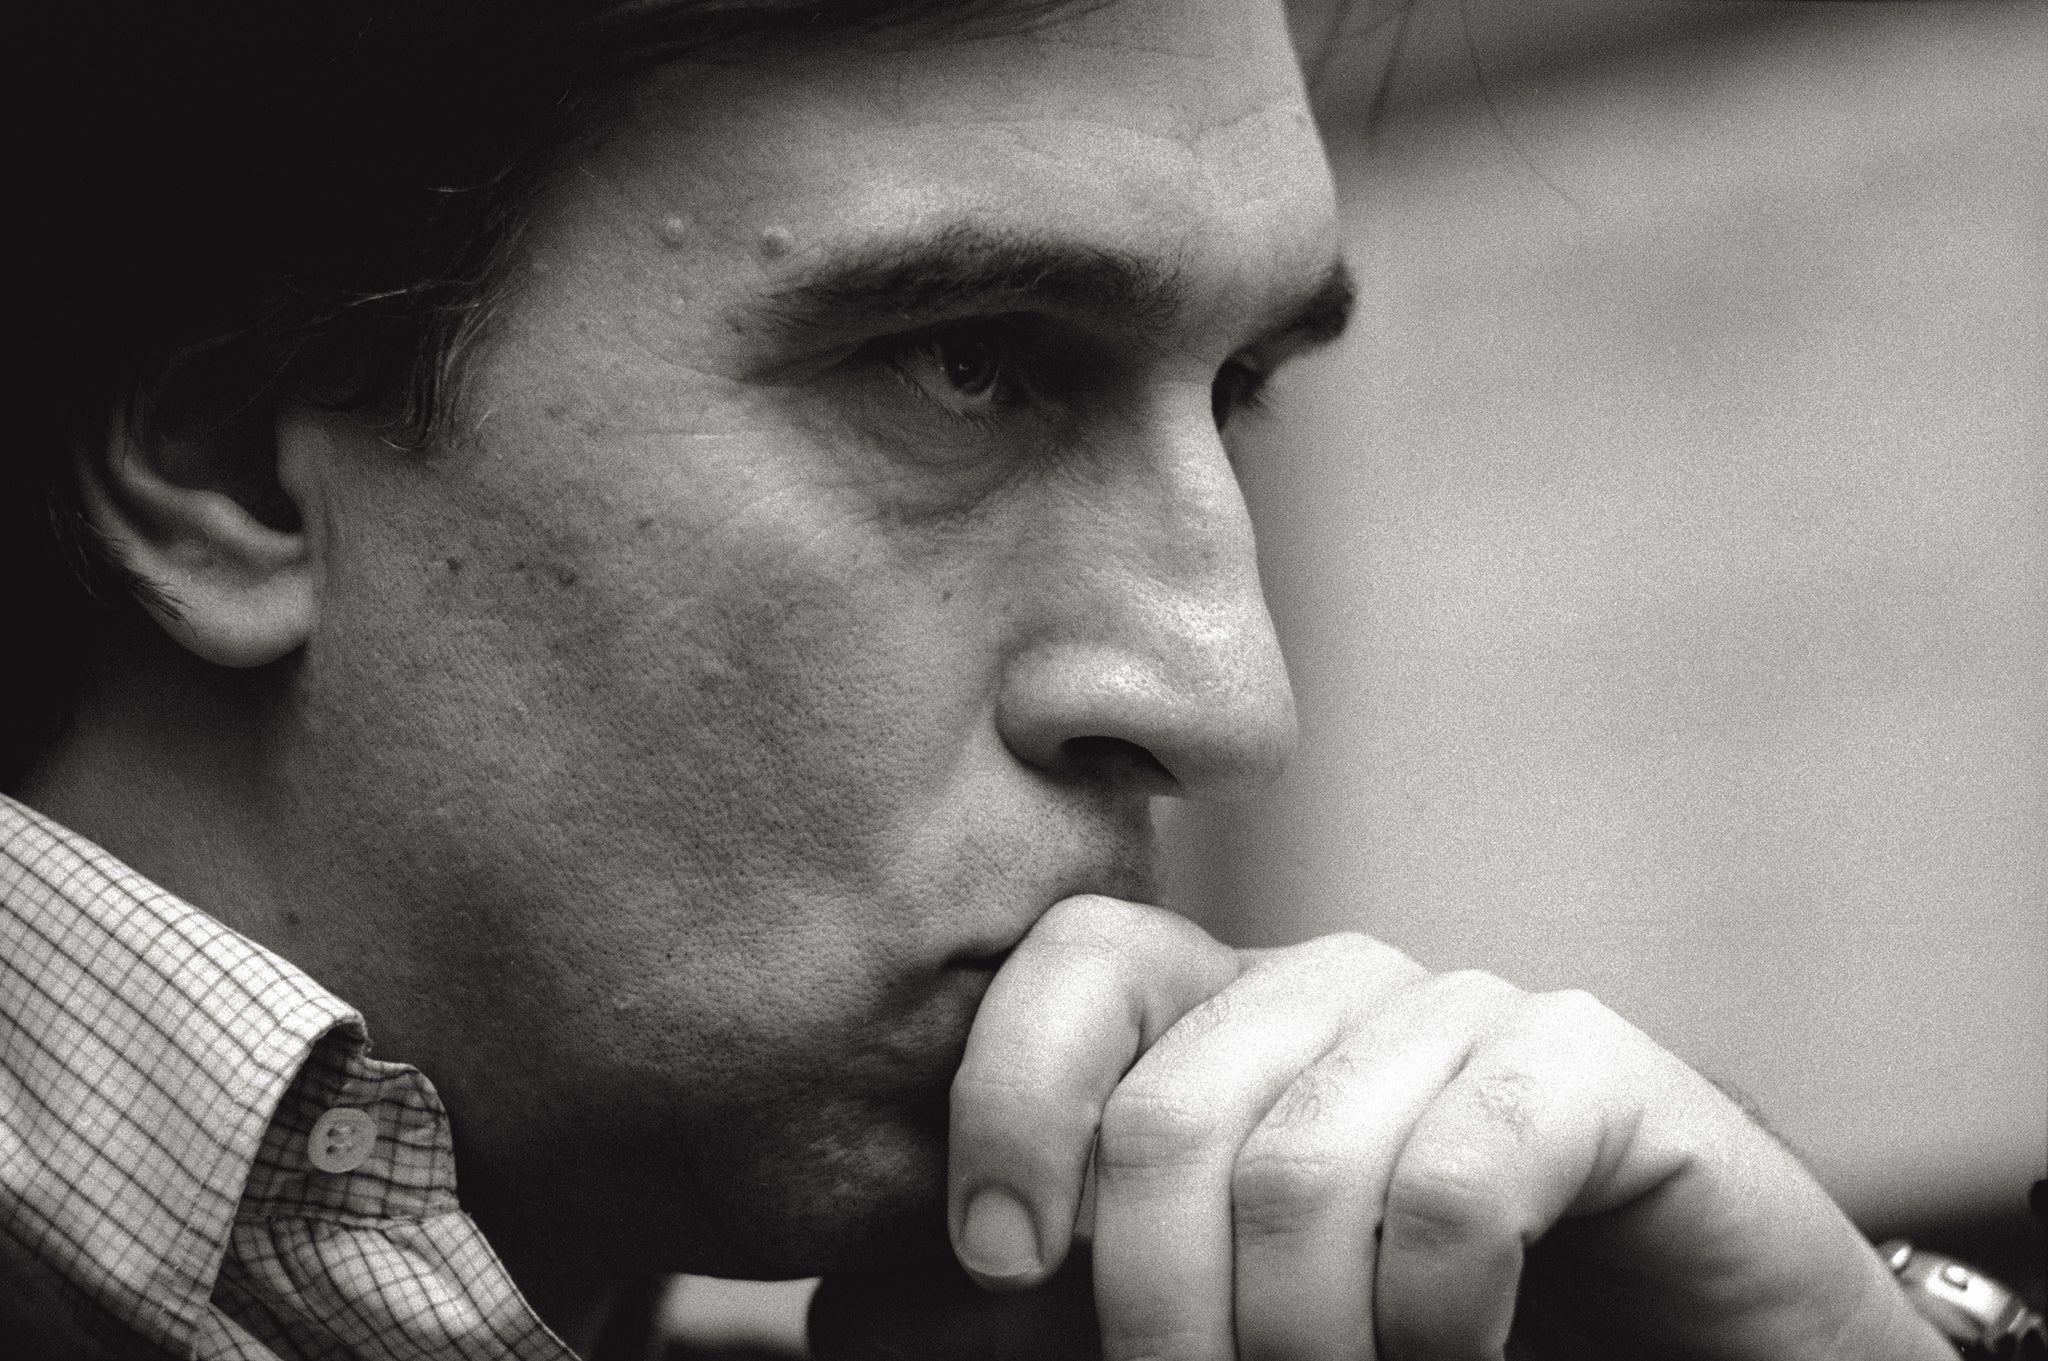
1054,736,1177,792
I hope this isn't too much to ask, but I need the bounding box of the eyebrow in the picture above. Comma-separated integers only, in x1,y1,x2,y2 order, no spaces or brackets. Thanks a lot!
754,221,1355,352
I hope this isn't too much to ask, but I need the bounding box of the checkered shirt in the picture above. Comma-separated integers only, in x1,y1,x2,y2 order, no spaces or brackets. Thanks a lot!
0,794,577,1360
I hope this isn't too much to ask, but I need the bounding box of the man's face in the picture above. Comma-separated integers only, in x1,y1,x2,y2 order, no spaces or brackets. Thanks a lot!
281,0,1342,1274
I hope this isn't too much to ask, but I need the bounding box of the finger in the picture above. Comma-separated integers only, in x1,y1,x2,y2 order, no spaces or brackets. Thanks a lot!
1091,941,1373,1360
950,895,1239,1290
1091,934,1423,1361
1373,988,1639,1361
1501,1013,1947,1360
1229,968,1521,1361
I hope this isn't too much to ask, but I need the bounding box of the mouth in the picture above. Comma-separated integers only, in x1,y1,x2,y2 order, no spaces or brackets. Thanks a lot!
942,856,1165,973
859,869,1157,1104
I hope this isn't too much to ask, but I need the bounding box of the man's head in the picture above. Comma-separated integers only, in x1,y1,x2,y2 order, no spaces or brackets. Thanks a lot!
22,0,1348,1289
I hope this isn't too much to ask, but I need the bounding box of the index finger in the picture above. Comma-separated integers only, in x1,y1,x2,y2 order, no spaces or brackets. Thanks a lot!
948,895,1240,1291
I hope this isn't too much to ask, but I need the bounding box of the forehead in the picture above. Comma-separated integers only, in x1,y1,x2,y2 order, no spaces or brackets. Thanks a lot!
524,0,1336,336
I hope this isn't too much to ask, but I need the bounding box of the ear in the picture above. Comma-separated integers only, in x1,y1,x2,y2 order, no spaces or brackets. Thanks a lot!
77,393,317,668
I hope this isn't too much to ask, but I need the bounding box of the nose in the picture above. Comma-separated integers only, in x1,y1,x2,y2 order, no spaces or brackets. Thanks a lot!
994,407,1297,802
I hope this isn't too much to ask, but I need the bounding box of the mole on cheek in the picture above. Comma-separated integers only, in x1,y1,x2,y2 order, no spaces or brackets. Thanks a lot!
757,226,795,261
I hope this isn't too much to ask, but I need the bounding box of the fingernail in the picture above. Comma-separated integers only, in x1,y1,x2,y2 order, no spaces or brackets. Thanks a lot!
958,1186,1042,1281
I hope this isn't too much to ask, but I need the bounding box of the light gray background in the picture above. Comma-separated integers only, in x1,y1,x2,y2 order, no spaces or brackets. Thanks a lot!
1167,0,2046,1230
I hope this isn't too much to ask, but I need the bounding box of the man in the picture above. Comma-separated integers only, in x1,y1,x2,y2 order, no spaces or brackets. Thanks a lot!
2,0,1966,1357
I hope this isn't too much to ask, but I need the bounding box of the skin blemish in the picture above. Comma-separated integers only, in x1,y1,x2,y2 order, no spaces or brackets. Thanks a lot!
656,215,691,248
757,226,795,261
444,557,464,574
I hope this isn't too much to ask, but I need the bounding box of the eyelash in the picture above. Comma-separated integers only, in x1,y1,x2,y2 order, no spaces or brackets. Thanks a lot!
878,321,1033,425
872,319,1276,433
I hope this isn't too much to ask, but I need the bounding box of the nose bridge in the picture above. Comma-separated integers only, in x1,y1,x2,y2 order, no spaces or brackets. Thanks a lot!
995,415,1298,800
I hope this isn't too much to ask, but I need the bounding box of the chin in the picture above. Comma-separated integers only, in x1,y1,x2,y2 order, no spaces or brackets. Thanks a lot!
693,1090,959,1279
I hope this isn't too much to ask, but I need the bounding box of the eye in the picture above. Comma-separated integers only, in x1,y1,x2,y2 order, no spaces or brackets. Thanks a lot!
891,324,1024,418
1211,359,1270,429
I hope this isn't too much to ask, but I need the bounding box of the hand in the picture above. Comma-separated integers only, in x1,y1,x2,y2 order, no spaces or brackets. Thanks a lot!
934,894,1952,1361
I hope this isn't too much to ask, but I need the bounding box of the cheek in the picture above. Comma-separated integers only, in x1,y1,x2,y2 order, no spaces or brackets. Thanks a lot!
298,437,1000,989
564,502,990,870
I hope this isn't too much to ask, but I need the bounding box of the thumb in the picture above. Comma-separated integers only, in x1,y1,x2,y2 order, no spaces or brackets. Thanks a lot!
947,895,1240,1290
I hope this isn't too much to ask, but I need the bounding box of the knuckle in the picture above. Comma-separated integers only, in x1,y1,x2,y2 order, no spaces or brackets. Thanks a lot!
1261,1052,1352,1131
1384,1157,1511,1253
949,1065,1076,1128
1032,893,1153,954
1509,987,1637,1069
1148,975,1263,1052
1246,931,1424,992
1318,931,1426,989
1297,929,1405,970
1026,896,1220,981
1401,967,1525,1027
1231,1142,1351,1240
1097,1078,1216,1173
1104,1323,1207,1361
949,1064,1030,1107
1433,967,1520,1006
947,1074,1091,1180
1466,1067,1544,1139
1524,986,1616,1031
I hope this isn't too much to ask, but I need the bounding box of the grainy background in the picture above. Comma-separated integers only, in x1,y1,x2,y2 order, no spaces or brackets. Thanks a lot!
1168,0,2045,1259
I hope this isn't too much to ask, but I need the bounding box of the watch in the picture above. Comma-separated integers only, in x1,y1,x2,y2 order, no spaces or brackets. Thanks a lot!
1878,1239,2046,1360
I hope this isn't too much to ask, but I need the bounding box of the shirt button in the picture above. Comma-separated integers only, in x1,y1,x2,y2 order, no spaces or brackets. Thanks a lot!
307,1107,377,1174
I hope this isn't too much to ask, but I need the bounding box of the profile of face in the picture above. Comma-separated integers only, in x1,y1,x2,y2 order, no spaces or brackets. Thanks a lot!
268,0,1344,1276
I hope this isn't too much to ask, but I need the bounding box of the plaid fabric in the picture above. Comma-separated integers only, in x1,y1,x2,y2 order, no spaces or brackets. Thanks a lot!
0,794,576,1361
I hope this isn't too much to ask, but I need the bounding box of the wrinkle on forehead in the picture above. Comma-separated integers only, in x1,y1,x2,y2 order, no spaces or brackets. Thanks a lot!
500,0,1334,380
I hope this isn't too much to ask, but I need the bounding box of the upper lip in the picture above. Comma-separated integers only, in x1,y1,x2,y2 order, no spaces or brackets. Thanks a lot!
928,774,1161,963
945,860,1162,969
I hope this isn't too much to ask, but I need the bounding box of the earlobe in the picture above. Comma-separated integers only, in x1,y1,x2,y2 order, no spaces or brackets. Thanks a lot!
78,406,316,669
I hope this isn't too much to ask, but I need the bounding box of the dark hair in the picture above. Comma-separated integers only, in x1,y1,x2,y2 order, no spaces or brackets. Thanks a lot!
10,0,1096,789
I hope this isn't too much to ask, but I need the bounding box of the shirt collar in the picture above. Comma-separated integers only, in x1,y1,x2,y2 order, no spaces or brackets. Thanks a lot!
1,793,362,1353
0,794,572,1360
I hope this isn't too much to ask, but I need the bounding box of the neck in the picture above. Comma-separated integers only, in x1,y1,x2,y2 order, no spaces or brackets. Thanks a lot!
18,623,293,939
21,624,642,1357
